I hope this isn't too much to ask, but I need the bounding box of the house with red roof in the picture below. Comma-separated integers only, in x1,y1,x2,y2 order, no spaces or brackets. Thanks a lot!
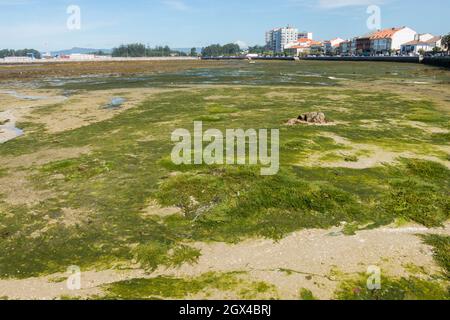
323,38,345,55
400,34,442,55
370,27,417,55
284,38,323,56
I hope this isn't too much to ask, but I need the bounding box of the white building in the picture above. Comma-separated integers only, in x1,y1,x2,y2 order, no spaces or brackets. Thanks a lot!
284,38,323,56
323,38,345,55
68,53,96,60
401,34,442,55
266,26,298,53
3,56,33,63
370,27,417,55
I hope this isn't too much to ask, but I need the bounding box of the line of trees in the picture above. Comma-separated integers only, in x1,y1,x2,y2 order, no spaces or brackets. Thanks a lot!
201,43,241,57
0,49,41,59
111,43,193,57
88,50,110,56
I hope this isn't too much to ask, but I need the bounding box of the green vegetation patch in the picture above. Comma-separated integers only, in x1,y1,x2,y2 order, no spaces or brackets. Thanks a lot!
299,288,317,300
134,242,201,271
1,82,449,280
335,275,449,300
100,272,277,300
421,234,450,279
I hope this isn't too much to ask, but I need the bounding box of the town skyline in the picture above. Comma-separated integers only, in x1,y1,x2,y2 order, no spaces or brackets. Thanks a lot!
0,0,448,51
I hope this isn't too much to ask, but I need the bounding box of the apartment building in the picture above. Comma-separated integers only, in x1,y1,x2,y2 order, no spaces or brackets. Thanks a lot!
298,32,313,40
266,26,299,53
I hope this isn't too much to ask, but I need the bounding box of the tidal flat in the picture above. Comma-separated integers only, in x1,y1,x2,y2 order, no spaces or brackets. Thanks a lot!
0,60,449,300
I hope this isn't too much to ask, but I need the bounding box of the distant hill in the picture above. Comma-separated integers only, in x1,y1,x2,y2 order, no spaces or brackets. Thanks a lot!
49,47,113,56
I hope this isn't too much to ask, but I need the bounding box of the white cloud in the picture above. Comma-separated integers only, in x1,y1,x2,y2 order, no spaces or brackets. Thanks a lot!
162,0,190,11
235,40,248,49
0,0,35,5
289,0,386,9
319,0,385,8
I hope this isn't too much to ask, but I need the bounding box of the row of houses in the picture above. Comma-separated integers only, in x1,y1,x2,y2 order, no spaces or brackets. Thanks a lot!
266,26,446,57
339,28,443,56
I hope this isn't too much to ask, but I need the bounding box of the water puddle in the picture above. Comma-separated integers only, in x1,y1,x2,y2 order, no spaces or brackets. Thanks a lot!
0,90,49,100
104,97,126,109
0,111,24,144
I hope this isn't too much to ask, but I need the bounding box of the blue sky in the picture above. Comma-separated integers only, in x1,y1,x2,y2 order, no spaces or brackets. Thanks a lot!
0,0,448,51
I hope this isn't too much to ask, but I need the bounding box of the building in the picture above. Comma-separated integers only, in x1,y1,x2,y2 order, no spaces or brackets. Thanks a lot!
350,38,357,55
401,34,442,55
68,53,96,60
284,38,322,56
355,33,373,56
370,27,417,55
3,56,33,63
42,52,54,60
339,40,352,56
298,32,313,40
323,38,345,55
266,26,299,53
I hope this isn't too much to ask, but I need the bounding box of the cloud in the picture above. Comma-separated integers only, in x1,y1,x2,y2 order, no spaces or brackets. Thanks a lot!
162,0,190,11
0,0,35,5
318,0,385,8
289,0,386,9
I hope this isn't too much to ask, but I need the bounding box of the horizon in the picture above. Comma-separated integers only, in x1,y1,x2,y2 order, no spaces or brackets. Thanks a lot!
0,0,449,52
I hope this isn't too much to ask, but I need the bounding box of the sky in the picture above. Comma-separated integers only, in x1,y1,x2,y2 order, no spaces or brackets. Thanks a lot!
0,0,448,51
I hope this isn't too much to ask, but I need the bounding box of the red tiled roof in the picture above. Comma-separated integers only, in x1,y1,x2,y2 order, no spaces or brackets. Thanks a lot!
403,36,441,46
370,27,402,40
297,38,311,43
290,38,322,48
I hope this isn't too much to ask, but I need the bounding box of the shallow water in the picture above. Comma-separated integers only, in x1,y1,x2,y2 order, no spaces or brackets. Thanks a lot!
105,97,126,109
0,126,24,143
0,112,24,144
0,90,49,100
11,60,450,93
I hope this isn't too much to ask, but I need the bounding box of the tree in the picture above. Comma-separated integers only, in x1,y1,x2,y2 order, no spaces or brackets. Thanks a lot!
190,47,197,57
112,43,146,57
441,33,450,55
248,45,265,55
201,43,241,57
0,48,41,59
112,43,185,57
432,46,441,54
89,50,108,56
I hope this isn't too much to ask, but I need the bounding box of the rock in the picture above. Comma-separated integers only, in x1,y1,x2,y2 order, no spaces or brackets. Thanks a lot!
286,112,329,126
298,112,326,124
286,118,302,126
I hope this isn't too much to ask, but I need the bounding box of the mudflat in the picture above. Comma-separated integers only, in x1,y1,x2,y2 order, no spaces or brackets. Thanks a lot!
0,60,449,300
